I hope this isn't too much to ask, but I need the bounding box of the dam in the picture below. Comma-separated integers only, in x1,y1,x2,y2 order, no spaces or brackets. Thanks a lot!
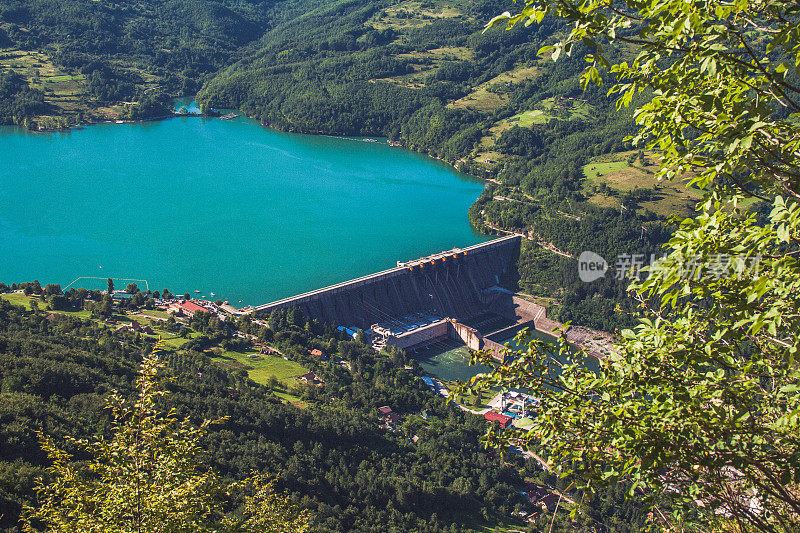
254,236,526,359
252,234,611,361
254,235,520,326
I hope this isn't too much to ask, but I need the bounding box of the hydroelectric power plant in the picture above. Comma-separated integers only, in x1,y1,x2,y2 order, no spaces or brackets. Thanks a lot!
254,235,560,361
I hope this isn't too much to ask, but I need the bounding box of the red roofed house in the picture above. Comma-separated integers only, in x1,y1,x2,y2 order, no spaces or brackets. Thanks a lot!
309,349,323,357
378,405,392,416
484,411,513,429
168,300,208,318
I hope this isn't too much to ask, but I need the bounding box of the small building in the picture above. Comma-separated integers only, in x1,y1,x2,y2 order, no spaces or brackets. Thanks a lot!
258,344,280,355
111,291,133,301
298,371,324,387
378,405,393,416
168,300,209,318
309,348,328,360
484,411,513,429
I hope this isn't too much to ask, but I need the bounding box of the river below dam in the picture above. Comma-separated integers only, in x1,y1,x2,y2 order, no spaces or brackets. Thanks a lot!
415,328,558,383
0,113,487,305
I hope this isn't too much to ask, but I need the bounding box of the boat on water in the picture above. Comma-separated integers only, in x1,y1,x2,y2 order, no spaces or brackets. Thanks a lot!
194,290,201,293
210,292,215,297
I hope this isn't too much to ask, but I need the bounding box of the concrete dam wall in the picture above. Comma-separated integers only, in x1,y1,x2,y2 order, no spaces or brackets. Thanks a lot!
254,235,521,329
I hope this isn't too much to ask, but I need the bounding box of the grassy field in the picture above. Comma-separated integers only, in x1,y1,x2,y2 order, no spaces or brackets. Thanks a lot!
471,110,545,164
499,97,594,128
584,160,629,180
582,151,702,217
471,93,591,165
372,46,476,88
156,332,200,349
52,309,92,319
449,66,538,113
0,293,34,309
274,390,307,409
370,0,466,31
0,295,196,337
211,350,309,386
0,48,88,115
0,293,91,317
0,46,160,124
137,309,170,320
509,109,548,127
453,387,495,409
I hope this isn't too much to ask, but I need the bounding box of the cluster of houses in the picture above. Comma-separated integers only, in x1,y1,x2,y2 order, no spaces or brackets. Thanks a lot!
485,391,539,428
514,483,563,522
253,342,281,355
298,371,324,387
377,405,402,429
116,320,156,335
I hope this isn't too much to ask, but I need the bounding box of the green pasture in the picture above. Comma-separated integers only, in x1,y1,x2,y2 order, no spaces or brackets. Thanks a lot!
211,350,309,386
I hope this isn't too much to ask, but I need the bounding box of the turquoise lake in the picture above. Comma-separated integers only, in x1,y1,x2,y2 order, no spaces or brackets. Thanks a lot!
0,115,487,305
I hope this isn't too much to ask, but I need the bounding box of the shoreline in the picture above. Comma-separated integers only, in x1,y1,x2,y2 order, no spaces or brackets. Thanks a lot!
7,105,614,356
18,104,481,182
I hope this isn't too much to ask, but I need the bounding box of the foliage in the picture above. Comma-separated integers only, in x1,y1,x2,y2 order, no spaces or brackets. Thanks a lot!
21,341,309,533
462,0,800,530
0,69,46,126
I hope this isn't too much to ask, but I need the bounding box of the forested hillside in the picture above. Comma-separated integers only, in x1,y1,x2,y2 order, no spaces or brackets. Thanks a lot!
0,0,319,126
0,295,653,532
0,297,516,532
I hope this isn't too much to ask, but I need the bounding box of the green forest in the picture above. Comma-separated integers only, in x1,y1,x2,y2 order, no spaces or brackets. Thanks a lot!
0,290,653,532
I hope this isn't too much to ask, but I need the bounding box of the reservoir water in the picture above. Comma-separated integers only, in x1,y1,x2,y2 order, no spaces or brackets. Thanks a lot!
0,115,487,305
